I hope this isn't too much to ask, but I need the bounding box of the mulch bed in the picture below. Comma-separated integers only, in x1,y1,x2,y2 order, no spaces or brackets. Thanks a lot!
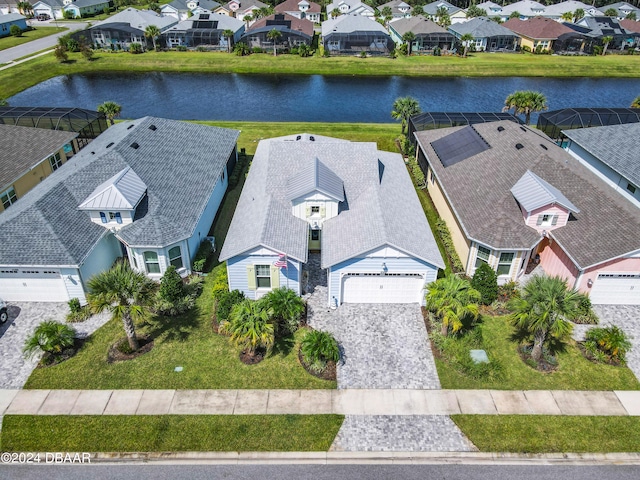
517,344,557,373
298,348,336,381
107,336,154,363
239,348,265,365
577,342,622,367
38,338,85,368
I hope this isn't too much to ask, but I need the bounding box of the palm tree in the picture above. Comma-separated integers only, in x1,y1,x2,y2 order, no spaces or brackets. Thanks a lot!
466,5,487,18
604,8,617,17
17,1,32,15
436,7,451,28
244,13,253,30
23,321,75,359
300,329,340,373
0,98,7,106
220,299,275,356
144,25,160,51
573,8,585,22
223,29,235,53
509,275,580,363
261,287,305,336
425,273,481,336
402,31,416,56
381,6,393,25
601,35,613,56
502,90,548,125
87,261,157,351
460,33,474,57
391,96,421,134
267,28,282,56
626,12,637,21
97,101,122,126
330,8,340,19
560,11,573,22
411,5,423,17
631,96,640,108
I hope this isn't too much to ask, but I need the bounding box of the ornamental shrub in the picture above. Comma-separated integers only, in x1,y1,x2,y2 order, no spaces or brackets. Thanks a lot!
10,25,22,37
192,239,213,272
159,266,185,304
584,325,631,365
129,42,143,54
471,262,498,305
300,329,340,373
23,321,75,359
216,289,246,323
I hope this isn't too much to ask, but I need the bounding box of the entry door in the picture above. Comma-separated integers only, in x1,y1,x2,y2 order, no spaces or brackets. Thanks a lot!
309,229,321,251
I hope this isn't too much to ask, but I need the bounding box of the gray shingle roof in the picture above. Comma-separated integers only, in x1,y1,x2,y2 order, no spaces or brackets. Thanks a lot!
0,124,77,191
165,12,244,33
66,0,110,9
0,117,238,266
322,13,388,36
414,121,640,268
449,16,518,38
423,0,462,16
389,15,451,36
511,170,580,213
92,8,178,31
287,157,345,202
563,123,640,188
0,13,26,23
220,134,444,270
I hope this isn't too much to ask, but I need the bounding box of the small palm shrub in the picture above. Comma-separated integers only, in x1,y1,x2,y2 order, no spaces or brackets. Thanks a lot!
260,287,305,336
497,280,519,303
220,299,274,356
129,42,143,54
569,293,599,324
471,262,498,305
300,330,340,373
23,321,76,360
584,326,631,365
66,298,92,323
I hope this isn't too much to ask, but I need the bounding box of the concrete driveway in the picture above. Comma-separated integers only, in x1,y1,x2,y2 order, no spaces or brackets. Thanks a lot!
0,302,109,389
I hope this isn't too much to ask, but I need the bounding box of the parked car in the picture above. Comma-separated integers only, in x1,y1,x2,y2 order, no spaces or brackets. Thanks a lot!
36,14,50,21
0,298,7,324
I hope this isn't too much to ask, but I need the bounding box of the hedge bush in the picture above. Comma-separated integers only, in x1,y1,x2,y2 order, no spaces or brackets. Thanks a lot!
471,262,498,305
434,219,464,272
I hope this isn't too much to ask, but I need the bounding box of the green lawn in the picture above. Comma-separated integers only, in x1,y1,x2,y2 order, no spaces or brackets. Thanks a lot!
0,27,66,51
0,415,343,452
3,50,640,98
453,416,640,453
434,315,640,391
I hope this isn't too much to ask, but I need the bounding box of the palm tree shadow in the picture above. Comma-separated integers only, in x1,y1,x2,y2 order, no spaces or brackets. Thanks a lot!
271,334,295,357
143,306,201,343
510,325,532,344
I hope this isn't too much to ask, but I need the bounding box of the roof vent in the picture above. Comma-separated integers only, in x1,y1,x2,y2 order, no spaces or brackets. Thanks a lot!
91,151,95,155
149,125,157,131
296,135,301,140
127,125,134,130
515,143,524,150
540,144,548,150
497,126,505,132
106,142,114,148
519,126,527,132
130,142,139,149
310,135,315,142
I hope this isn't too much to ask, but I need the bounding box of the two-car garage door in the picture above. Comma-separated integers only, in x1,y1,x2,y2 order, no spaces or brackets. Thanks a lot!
342,273,424,304
0,269,69,302
590,273,640,305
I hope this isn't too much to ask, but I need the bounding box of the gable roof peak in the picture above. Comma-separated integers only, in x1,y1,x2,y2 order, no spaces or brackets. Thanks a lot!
78,166,147,211
511,169,580,214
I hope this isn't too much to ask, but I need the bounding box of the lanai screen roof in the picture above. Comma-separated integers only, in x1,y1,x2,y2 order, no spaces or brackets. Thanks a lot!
536,107,640,141
408,111,521,142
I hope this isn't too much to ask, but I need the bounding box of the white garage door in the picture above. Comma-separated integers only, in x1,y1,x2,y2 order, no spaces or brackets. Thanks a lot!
590,273,640,305
342,273,424,304
0,269,69,302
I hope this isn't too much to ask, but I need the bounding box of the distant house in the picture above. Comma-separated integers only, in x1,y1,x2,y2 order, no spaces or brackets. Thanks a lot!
448,16,518,52
476,1,502,18
0,2,21,16
605,2,640,21
322,13,393,54
62,0,112,19
503,16,584,52
414,121,640,305
542,1,602,22
219,133,444,306
325,0,375,19
242,13,313,50
275,0,321,24
32,0,64,20
0,117,239,303
378,0,411,20
160,0,221,22
0,12,26,37
77,8,177,50
499,0,545,21
0,124,78,212
163,12,244,49
621,18,640,34
215,0,268,24
422,1,467,25
566,15,639,51
563,123,640,209
388,15,455,53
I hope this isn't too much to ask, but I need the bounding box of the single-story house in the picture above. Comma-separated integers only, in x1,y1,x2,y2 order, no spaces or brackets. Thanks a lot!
0,2,20,15
389,15,456,52
448,16,518,51
476,1,502,18
0,117,239,303
563,123,640,209
422,1,467,25
215,0,268,24
566,15,640,51
163,12,244,49
0,12,26,37
160,0,221,22
32,0,64,20
62,0,112,19
0,124,78,212
542,1,602,22
77,8,177,50
242,13,313,50
503,16,585,52
414,120,640,305
605,2,640,21
275,0,321,24
322,13,393,54
219,133,444,306
378,0,411,20
621,18,640,34
499,0,546,21
326,0,375,19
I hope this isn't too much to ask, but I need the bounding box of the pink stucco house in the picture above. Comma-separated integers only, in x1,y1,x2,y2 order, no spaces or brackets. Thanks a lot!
414,121,640,305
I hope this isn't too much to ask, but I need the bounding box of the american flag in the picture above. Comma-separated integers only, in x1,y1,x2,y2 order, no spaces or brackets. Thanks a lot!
274,253,287,268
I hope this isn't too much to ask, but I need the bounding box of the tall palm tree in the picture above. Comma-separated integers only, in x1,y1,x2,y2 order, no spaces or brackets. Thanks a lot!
381,6,393,25
402,31,416,56
97,101,122,126
391,96,421,134
144,25,161,51
560,11,573,22
261,287,305,335
223,29,235,53
573,8,585,22
436,7,451,28
601,35,613,56
460,33,474,57
411,5,423,17
220,299,275,356
244,13,253,30
509,275,580,363
87,262,157,351
267,28,282,56
502,90,548,125
425,273,481,336
631,96,640,108
604,8,618,17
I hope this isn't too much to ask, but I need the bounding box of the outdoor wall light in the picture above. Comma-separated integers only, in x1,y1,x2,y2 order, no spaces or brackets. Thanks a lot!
587,279,593,287
381,262,388,274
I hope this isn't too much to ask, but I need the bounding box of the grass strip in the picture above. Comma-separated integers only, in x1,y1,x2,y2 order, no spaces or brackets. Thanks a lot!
452,415,640,453
0,415,343,452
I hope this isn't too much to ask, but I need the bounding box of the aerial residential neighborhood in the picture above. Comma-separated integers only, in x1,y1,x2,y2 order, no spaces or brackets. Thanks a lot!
1,0,640,477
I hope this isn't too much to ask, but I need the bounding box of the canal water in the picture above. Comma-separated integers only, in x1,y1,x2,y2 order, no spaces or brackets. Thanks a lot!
8,73,640,122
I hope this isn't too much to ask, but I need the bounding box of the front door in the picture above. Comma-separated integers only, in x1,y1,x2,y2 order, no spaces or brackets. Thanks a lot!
309,228,321,251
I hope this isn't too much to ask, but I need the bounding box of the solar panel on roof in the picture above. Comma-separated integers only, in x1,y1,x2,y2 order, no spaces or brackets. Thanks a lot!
431,125,490,168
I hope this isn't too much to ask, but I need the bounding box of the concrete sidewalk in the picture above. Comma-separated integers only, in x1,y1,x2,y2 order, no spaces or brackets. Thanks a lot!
1,389,639,416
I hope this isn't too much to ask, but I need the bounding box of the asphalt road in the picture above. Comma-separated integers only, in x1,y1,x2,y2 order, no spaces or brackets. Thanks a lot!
0,20,88,66
2,464,640,480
